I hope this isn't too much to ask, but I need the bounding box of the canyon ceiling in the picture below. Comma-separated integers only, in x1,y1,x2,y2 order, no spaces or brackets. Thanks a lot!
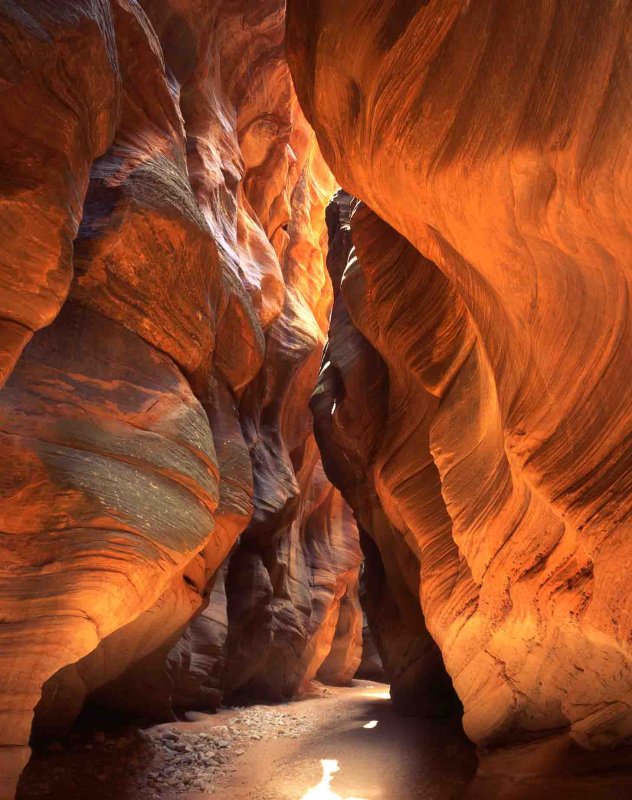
0,0,631,798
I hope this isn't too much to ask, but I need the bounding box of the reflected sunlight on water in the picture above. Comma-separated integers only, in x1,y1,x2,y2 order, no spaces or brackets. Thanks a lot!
361,689,390,700
300,759,368,800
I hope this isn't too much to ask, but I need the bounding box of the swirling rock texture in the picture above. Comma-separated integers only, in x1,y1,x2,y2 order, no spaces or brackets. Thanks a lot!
312,191,461,715
288,0,632,750
0,1,363,797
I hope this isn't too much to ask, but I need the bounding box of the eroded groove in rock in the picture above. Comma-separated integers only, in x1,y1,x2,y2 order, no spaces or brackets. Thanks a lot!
312,191,461,715
0,302,219,791
0,2,361,796
3,1,629,796
288,0,632,748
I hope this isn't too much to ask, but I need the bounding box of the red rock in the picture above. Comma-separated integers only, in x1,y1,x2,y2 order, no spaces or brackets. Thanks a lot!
312,191,460,715
317,579,363,687
0,3,352,797
355,617,385,684
288,0,632,748
0,303,218,791
0,1,120,389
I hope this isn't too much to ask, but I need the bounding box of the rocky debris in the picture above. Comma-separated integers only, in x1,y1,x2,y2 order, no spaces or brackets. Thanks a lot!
18,703,317,799
226,706,315,742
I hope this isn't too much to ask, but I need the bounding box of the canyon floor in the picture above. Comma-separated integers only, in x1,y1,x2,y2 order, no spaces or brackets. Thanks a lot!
16,681,632,800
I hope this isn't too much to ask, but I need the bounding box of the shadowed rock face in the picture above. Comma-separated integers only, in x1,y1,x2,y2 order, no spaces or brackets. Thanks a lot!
3,0,630,794
312,192,461,716
288,0,632,748
224,461,362,701
0,1,364,796
355,614,385,684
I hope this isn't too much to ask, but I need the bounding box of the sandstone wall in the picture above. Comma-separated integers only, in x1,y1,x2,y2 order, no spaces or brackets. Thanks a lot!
312,191,460,715
289,0,632,748
0,2,360,797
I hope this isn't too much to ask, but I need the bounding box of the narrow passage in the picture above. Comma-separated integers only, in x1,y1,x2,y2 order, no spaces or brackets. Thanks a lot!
209,683,475,800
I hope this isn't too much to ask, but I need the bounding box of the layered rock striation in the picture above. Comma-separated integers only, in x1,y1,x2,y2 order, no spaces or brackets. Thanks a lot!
288,0,632,749
312,191,460,715
0,2,361,797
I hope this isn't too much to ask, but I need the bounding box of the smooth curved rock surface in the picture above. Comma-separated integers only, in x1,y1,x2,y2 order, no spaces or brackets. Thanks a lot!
289,0,632,748
0,0,120,388
312,191,460,715
0,302,219,790
316,578,363,687
355,616,385,684
0,2,353,797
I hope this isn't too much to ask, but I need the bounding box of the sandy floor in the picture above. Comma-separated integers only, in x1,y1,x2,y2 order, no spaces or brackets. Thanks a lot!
210,682,476,800
17,681,632,800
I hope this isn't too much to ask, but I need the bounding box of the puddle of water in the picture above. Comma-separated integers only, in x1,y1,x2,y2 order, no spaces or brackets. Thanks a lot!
300,759,367,800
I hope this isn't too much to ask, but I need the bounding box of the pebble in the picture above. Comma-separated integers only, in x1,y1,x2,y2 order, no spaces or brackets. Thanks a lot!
21,702,316,797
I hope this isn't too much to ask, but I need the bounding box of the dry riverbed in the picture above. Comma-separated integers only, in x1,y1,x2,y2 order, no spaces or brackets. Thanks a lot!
18,681,628,800
17,684,339,799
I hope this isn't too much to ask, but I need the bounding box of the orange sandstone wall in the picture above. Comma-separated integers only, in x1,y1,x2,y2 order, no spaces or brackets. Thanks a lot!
0,2,360,797
288,0,632,748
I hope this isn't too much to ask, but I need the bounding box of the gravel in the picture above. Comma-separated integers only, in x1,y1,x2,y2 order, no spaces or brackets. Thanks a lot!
19,704,316,799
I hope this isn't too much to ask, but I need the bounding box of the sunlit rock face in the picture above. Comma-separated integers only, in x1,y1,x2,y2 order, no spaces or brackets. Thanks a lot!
0,2,120,388
316,572,363,688
289,0,632,748
0,1,352,795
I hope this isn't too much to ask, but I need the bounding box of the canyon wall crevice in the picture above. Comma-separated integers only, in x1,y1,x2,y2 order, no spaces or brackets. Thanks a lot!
288,0,632,750
1,0,631,796
0,2,364,797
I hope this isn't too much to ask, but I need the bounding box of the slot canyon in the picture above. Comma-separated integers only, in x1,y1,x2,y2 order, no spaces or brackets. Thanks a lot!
0,1,630,798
